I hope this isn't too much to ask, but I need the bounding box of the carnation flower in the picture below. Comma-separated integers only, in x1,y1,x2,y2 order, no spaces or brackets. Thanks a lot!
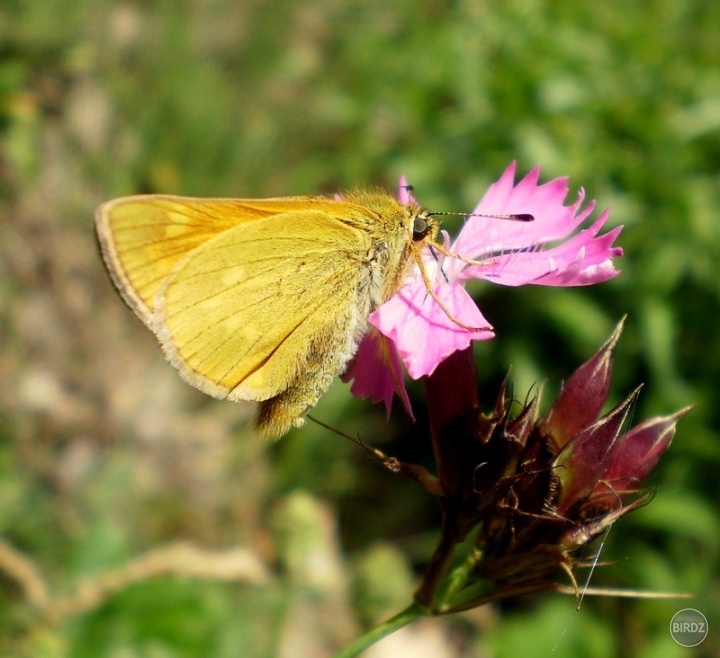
345,163,624,413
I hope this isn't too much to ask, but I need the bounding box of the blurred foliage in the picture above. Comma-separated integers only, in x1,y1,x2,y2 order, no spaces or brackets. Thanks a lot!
0,0,718,656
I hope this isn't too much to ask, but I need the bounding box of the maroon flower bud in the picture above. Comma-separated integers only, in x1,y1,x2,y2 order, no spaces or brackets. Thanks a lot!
586,407,692,513
542,318,624,451
553,386,641,516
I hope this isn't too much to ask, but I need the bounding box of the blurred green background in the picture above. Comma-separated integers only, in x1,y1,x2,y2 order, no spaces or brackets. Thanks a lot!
1,1,718,656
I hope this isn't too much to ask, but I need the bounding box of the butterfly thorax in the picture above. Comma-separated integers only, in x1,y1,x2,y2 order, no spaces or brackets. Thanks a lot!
339,190,434,307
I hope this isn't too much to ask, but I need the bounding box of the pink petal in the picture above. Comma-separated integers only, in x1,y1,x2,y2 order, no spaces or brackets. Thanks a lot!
455,248,563,287
452,209,622,288
452,164,596,259
343,329,412,418
397,175,417,206
531,220,623,286
371,277,494,379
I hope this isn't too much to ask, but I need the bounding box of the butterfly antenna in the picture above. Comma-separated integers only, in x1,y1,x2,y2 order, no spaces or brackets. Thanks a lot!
427,210,534,222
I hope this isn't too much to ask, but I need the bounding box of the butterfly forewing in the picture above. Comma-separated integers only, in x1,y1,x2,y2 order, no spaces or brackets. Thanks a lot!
95,195,356,325
155,211,371,401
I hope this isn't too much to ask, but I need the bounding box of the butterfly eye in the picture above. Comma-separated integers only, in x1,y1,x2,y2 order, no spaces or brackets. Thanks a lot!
412,216,430,241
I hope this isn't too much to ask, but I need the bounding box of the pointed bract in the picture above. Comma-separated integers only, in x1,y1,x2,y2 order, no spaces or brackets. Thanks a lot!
598,406,693,494
543,318,625,449
554,387,641,515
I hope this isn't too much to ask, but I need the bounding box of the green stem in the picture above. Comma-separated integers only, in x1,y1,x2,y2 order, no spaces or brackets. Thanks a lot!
414,515,459,608
332,602,425,658
431,529,482,610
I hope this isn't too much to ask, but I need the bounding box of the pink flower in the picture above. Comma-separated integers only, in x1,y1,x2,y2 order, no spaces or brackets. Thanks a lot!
345,163,623,414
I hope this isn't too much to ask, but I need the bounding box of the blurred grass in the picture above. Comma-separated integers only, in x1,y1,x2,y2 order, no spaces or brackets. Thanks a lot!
0,1,718,656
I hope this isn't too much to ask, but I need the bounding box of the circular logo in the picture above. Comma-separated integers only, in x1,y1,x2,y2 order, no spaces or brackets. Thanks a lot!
670,608,708,647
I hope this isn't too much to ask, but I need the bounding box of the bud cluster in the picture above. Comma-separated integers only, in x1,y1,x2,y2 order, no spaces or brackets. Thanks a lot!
368,321,690,613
